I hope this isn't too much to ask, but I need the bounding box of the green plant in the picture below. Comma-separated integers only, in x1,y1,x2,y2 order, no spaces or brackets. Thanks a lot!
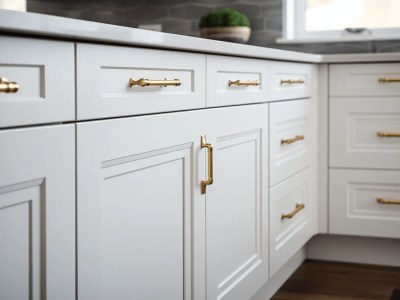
199,9,250,28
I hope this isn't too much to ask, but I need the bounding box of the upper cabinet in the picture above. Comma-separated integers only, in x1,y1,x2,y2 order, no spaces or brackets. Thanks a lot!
0,36,75,128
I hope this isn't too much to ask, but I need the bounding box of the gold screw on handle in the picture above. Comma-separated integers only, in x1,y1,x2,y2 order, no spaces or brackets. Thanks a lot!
0,77,19,93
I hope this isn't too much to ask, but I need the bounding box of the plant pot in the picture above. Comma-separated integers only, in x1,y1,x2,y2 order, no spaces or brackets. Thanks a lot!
200,26,251,43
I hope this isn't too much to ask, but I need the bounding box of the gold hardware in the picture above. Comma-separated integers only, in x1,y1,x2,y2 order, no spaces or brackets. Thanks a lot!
377,198,400,205
281,203,305,220
280,79,305,85
201,135,213,195
281,135,304,145
378,77,400,83
228,80,259,87
0,77,19,93
377,131,400,138
129,78,181,88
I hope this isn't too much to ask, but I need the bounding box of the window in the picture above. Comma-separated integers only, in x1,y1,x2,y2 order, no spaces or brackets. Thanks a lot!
281,0,400,43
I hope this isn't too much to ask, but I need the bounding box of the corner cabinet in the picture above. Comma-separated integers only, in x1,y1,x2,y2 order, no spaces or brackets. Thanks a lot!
77,104,269,300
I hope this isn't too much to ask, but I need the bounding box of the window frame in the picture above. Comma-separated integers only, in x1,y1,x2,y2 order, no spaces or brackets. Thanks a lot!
281,0,400,43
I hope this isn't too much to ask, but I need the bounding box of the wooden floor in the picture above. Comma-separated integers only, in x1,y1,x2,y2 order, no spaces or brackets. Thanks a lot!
271,260,400,300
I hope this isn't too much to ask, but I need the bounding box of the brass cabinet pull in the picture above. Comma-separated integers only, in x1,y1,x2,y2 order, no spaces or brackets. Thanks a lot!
280,79,305,85
201,135,213,195
281,203,305,220
129,78,181,87
377,131,400,138
281,135,304,145
377,198,400,205
0,77,19,93
378,77,400,83
228,80,259,87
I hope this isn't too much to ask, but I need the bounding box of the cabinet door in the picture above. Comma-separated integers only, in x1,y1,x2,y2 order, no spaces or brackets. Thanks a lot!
204,104,269,300
0,125,75,300
77,112,206,300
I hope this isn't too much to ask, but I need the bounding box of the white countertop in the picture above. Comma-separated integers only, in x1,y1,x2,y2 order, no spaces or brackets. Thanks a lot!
1,10,400,63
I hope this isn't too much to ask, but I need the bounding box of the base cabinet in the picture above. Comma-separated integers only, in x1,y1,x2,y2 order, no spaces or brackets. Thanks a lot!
0,125,75,300
77,104,269,300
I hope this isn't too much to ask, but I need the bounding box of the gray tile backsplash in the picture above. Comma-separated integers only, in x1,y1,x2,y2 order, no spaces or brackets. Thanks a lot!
27,0,400,54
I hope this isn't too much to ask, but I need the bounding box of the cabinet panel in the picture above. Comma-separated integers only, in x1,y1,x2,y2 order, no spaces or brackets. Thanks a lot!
0,36,75,128
269,99,311,187
330,98,400,169
330,169,400,239
0,125,75,300
206,55,268,107
77,43,205,119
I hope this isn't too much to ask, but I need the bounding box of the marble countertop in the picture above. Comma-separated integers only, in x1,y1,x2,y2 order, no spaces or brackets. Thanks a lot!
1,10,400,63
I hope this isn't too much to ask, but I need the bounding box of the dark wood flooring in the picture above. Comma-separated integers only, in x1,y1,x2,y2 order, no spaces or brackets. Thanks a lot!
271,260,400,300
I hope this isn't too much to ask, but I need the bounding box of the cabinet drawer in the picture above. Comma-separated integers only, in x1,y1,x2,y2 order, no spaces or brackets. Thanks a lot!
270,168,314,276
0,36,74,128
77,43,205,119
330,169,400,239
330,63,400,97
269,61,313,101
269,99,311,186
206,55,268,107
330,98,400,170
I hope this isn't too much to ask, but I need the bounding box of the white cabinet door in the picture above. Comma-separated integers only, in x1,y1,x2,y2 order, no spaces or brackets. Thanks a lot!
0,125,75,300
205,104,269,300
77,111,206,300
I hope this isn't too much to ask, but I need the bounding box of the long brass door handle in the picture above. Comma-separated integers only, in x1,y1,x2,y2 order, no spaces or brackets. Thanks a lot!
201,135,213,194
228,80,259,87
378,77,400,83
377,198,400,205
0,77,19,93
281,135,304,145
377,131,400,138
129,78,181,87
281,203,305,219
280,79,305,85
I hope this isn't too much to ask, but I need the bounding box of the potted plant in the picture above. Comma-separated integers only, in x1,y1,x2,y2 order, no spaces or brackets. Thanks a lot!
199,8,251,43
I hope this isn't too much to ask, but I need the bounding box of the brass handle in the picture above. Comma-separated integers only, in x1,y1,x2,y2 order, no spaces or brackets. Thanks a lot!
377,131,400,138
228,80,259,87
281,203,305,219
280,79,305,85
129,78,181,87
201,135,213,195
378,77,400,83
377,198,400,205
281,135,304,145
0,77,19,93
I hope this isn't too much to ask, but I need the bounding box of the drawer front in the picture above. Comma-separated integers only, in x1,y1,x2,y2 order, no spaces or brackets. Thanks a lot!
330,63,400,97
206,55,268,107
77,43,205,119
0,36,74,128
330,98,400,170
269,61,313,101
270,168,314,276
270,99,311,186
330,169,400,239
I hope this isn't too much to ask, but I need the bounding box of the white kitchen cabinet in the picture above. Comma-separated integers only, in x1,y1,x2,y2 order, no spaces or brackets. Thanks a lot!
0,125,75,300
77,104,269,300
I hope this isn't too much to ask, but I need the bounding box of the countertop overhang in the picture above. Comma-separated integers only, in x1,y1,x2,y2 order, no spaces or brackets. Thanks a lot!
1,10,400,63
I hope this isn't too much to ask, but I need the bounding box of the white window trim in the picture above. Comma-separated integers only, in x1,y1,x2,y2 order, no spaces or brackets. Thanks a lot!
279,0,400,44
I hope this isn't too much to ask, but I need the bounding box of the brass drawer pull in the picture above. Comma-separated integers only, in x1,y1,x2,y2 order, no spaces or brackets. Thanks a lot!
0,77,19,93
228,80,259,87
281,203,305,219
281,135,304,145
377,131,400,138
129,78,181,88
377,198,400,205
201,135,213,195
378,77,400,83
280,79,305,85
